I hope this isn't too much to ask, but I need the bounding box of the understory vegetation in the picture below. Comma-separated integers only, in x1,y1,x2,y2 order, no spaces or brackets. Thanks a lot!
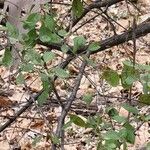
0,0,150,149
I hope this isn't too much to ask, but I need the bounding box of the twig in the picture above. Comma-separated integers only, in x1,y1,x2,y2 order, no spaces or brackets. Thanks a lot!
52,52,90,150
0,54,74,133
66,0,124,31
0,90,43,133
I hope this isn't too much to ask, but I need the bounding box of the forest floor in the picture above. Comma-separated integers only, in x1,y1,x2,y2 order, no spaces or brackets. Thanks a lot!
0,0,150,149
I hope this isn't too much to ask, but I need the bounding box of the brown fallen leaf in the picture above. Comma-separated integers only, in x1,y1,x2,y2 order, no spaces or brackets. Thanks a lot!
0,96,13,108
30,120,44,129
68,65,79,75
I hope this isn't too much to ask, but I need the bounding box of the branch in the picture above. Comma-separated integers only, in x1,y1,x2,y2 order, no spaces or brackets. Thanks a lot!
52,52,90,150
0,91,43,133
85,18,150,54
66,0,124,31
0,55,74,133
39,18,150,55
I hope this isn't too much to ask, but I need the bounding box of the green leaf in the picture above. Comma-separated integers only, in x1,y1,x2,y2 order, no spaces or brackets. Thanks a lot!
50,33,62,44
2,48,13,67
40,73,53,92
6,22,19,44
144,115,150,121
39,25,62,43
86,115,102,128
23,13,41,30
70,114,87,127
61,44,70,53
39,25,52,43
37,91,49,106
103,130,120,140
25,49,42,65
106,107,119,117
118,128,128,139
20,63,34,72
6,22,19,39
82,93,93,106
140,74,150,94
104,140,118,149
102,68,120,87
32,135,42,146
139,94,150,105
72,0,84,18
122,103,139,115
23,29,38,47
123,122,135,144
43,51,55,62
146,142,150,150
88,42,100,51
113,115,127,124
121,60,140,89
73,36,86,53
123,60,150,72
58,29,67,37
53,67,69,78
16,73,25,84
44,14,55,32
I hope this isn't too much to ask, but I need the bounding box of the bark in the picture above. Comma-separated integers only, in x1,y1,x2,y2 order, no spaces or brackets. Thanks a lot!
38,18,150,55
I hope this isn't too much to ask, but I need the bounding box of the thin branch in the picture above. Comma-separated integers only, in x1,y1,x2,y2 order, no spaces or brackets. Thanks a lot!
0,91,43,133
52,52,90,150
66,0,124,31
0,54,74,133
